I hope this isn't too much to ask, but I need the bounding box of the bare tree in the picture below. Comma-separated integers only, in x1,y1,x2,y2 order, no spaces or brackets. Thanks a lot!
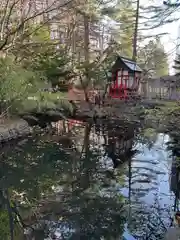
0,0,73,53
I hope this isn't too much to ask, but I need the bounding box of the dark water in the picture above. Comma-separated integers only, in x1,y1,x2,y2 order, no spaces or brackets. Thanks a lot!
0,120,178,240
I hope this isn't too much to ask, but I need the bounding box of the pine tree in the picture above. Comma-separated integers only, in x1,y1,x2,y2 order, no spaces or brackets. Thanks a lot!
102,0,135,58
173,54,180,75
138,37,169,78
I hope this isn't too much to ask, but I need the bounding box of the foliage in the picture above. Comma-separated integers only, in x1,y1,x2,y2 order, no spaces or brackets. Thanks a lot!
103,0,135,58
18,92,73,116
0,0,68,51
29,45,71,87
0,56,43,115
138,37,169,77
0,208,23,240
30,25,51,42
0,0,172,117
173,54,180,76
0,24,73,115
13,25,72,87
0,210,10,240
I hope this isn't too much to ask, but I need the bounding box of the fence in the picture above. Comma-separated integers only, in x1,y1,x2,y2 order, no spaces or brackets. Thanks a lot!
139,80,180,100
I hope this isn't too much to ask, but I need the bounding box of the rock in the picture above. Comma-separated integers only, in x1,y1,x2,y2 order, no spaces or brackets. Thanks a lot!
0,119,31,143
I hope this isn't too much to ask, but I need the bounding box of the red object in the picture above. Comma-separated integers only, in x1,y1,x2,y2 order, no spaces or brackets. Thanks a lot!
109,70,141,99
68,119,84,129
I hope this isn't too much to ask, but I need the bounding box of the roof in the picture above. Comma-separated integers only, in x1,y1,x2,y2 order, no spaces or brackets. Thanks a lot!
111,53,142,72
120,56,142,72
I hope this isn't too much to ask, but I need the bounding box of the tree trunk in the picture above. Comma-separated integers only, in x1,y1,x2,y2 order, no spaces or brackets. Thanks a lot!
83,13,90,82
132,0,140,62
83,14,90,63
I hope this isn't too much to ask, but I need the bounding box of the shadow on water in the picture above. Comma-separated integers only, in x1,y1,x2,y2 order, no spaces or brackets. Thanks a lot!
0,119,178,239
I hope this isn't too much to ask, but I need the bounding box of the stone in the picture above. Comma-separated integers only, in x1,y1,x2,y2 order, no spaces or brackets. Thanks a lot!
0,119,31,143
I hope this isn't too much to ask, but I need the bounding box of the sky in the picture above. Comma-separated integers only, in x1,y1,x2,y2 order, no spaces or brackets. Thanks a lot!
153,21,178,75
142,0,180,75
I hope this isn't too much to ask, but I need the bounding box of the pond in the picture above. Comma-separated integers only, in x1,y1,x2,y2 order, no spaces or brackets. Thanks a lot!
0,119,178,240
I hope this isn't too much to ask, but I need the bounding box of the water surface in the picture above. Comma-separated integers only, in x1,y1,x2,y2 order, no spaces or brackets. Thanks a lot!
0,120,177,240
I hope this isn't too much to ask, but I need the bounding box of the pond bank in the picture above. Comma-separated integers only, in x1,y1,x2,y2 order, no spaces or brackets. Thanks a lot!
0,99,176,143
20,100,146,127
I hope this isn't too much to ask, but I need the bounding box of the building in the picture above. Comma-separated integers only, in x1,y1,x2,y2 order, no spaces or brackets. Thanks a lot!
68,55,143,102
109,55,142,99
141,75,180,100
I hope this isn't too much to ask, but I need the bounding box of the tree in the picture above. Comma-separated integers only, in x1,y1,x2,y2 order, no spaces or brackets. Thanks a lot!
102,0,135,58
0,0,72,53
139,0,180,32
0,1,77,117
163,0,180,6
138,37,169,78
0,56,43,116
173,54,180,76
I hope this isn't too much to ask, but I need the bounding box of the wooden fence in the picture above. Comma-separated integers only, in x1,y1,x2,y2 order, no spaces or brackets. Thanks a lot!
139,77,180,100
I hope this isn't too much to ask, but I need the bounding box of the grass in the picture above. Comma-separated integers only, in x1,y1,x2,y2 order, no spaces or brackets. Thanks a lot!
18,91,71,114
144,100,180,129
158,100,179,113
30,91,68,101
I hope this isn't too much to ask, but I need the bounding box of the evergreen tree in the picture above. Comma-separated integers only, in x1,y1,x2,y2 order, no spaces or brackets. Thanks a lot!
138,37,169,77
103,0,135,58
173,54,180,75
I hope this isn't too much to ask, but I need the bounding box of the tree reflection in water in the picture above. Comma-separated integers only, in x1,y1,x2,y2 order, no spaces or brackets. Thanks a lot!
0,119,175,240
0,121,132,240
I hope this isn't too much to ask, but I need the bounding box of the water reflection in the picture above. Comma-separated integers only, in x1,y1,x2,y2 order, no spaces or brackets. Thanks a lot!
0,120,178,239
0,121,130,240
124,134,173,239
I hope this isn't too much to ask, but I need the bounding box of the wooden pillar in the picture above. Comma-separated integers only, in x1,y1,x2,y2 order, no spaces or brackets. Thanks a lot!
120,70,123,98
123,70,128,99
116,70,118,98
